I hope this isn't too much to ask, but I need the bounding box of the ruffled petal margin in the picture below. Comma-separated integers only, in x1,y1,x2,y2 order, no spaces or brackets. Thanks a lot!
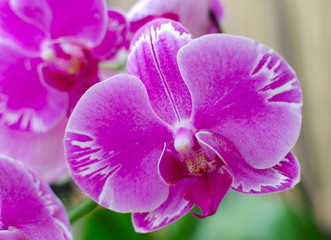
132,178,195,233
196,131,300,194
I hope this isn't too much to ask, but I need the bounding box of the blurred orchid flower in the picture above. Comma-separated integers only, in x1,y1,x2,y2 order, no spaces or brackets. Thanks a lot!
65,20,302,232
0,0,127,182
126,0,223,46
0,156,71,239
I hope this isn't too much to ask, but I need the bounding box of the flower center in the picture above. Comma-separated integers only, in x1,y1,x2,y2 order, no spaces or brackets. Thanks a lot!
185,152,209,174
40,39,97,91
41,41,86,74
174,127,221,176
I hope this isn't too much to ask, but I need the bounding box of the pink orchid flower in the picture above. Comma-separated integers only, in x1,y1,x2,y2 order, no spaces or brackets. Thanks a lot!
0,156,71,239
126,0,223,47
0,0,126,182
65,20,302,232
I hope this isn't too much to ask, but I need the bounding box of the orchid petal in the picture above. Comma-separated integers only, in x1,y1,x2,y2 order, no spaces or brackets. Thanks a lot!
183,172,232,218
65,74,172,212
196,131,300,193
128,0,221,37
210,0,224,23
132,179,194,233
10,0,52,34
0,118,68,183
127,19,192,125
0,229,30,240
209,0,224,33
175,0,216,37
0,40,68,134
127,0,179,38
0,230,27,240
46,0,107,46
128,0,178,22
128,14,179,43
232,152,300,194
0,1,47,51
0,156,71,240
92,10,127,61
178,34,302,169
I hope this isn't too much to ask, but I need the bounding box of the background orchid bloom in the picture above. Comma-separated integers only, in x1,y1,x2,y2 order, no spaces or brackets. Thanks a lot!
126,0,223,46
0,156,71,240
0,0,126,182
65,20,302,232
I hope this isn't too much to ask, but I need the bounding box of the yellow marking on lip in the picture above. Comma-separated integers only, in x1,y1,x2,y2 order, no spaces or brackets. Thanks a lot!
185,153,208,174
66,57,82,74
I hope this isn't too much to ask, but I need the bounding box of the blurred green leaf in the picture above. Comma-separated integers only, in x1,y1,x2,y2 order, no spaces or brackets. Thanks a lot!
80,208,146,240
77,207,199,240
190,190,324,240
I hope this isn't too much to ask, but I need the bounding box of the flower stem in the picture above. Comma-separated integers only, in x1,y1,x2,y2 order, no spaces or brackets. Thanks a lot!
69,198,99,224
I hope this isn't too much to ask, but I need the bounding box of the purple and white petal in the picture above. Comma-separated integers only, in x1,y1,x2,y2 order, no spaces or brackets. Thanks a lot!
0,156,71,240
128,15,179,46
0,1,47,52
132,178,194,233
128,0,221,37
196,131,300,193
0,40,68,134
47,0,108,46
231,152,300,194
0,118,68,183
0,229,28,239
208,0,224,33
92,10,127,61
175,0,217,37
127,0,179,40
127,19,192,125
210,0,224,23
9,0,52,35
65,74,172,212
178,34,302,169
128,0,178,23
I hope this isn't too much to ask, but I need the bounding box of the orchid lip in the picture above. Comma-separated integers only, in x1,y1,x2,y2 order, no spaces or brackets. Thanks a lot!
183,145,224,176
